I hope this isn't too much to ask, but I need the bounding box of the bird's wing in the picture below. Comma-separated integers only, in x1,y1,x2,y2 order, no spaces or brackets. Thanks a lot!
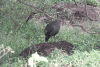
44,27,54,35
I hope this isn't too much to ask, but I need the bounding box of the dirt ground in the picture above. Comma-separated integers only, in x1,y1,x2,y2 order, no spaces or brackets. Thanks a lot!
19,41,74,58
20,3,100,58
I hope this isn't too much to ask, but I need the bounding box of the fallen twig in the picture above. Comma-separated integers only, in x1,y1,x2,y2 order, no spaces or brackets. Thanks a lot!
17,0,57,20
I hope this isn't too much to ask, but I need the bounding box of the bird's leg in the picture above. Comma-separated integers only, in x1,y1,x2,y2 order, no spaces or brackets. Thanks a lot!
54,36,56,42
54,36,61,44
51,36,52,42
50,36,55,44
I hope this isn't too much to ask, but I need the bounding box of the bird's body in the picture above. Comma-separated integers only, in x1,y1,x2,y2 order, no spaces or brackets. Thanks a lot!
44,20,60,42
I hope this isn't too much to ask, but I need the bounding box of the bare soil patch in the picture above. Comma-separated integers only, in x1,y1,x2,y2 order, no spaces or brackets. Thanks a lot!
19,41,74,58
52,3,99,23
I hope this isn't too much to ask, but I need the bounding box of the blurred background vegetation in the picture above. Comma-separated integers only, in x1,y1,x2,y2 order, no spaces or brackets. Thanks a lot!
0,0,100,67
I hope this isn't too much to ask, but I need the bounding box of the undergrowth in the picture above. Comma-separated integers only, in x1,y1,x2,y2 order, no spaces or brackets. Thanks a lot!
1,20,100,67
0,0,100,67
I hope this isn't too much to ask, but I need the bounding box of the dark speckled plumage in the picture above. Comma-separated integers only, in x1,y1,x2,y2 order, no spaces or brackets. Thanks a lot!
44,19,60,42
44,12,60,42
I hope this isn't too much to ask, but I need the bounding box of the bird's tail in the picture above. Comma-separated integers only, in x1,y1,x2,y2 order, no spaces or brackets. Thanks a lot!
45,36,50,42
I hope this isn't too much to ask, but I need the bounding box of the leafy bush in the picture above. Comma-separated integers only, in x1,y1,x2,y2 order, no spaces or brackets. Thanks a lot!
86,0,100,6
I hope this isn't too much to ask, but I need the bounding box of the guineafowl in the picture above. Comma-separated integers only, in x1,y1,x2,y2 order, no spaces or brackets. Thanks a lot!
44,12,60,42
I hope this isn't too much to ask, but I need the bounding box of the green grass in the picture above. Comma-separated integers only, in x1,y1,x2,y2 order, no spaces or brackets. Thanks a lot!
1,21,100,67
1,49,100,67
0,0,100,67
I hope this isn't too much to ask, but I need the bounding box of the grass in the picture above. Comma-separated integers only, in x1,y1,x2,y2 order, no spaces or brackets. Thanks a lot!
0,0,100,67
1,20,100,67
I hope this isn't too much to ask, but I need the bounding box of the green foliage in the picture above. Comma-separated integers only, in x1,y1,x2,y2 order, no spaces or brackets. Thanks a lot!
47,49,100,67
86,0,100,6
73,0,100,6
57,27,100,51
68,50,100,67
0,0,100,67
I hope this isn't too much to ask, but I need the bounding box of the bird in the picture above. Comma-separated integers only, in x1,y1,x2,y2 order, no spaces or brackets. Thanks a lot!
44,12,60,42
